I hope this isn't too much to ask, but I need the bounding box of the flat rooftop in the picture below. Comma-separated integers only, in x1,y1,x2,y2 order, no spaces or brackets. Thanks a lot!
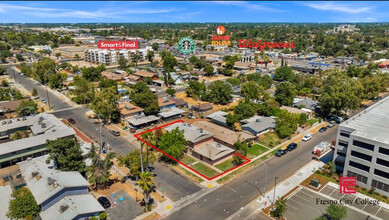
341,95,389,144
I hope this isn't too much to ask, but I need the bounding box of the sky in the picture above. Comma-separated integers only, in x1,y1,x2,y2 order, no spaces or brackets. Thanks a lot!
0,1,388,23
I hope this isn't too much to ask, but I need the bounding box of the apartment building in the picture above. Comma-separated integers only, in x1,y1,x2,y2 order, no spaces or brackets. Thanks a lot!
333,96,389,196
84,47,151,65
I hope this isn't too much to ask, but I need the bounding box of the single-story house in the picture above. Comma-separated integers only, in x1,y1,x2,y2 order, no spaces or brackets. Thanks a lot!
119,102,144,118
293,98,318,110
169,72,191,84
280,106,312,118
240,116,276,136
169,98,188,108
101,71,123,81
192,103,213,113
127,115,160,129
193,120,256,147
206,111,228,127
0,99,26,116
158,97,176,111
132,70,158,80
153,79,165,87
158,107,186,121
165,123,234,165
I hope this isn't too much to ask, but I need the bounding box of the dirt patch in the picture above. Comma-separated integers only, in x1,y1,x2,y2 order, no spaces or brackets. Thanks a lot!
300,173,329,192
142,212,162,220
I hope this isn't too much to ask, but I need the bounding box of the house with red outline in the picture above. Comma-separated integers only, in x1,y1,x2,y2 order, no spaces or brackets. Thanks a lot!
165,122,234,166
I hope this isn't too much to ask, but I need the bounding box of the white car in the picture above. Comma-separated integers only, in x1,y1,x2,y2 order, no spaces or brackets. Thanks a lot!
302,134,312,142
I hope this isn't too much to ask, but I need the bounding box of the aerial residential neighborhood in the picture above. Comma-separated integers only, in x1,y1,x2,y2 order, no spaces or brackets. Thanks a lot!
0,1,389,220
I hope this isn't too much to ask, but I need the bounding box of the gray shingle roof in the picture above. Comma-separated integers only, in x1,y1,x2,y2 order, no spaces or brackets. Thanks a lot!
241,116,276,135
194,141,234,161
165,122,214,144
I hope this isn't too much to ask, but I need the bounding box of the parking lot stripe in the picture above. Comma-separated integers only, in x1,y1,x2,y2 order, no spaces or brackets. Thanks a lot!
299,189,315,199
293,193,310,203
289,198,322,216
374,206,382,216
225,185,238,193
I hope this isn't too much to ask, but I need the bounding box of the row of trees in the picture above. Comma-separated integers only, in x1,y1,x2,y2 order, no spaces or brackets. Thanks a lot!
186,80,232,105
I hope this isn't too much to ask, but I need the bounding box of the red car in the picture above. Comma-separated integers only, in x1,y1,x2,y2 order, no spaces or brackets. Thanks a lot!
67,118,76,124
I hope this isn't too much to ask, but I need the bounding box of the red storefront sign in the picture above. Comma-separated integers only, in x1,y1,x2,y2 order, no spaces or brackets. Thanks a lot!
98,41,139,49
238,39,295,51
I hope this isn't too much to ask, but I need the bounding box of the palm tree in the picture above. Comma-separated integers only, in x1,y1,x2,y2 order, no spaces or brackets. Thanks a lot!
262,53,271,69
137,171,154,209
86,151,115,189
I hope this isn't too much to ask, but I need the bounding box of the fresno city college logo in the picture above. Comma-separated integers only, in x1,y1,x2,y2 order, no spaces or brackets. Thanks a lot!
339,177,357,194
211,25,231,46
178,37,195,54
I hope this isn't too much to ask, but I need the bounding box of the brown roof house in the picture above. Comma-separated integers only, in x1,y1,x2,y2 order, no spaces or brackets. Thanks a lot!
0,99,27,117
133,70,158,80
165,122,234,166
101,71,123,81
192,103,213,113
158,97,176,111
193,121,256,148
119,102,144,118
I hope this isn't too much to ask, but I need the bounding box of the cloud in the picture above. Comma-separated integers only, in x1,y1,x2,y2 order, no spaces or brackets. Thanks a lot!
212,1,285,12
304,2,373,14
0,3,180,20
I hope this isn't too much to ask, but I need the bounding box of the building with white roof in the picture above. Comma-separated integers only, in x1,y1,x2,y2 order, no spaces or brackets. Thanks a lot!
84,47,151,65
0,185,12,220
333,95,389,196
0,114,75,168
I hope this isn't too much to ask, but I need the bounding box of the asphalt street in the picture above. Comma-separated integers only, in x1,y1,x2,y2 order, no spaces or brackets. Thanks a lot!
7,65,202,202
165,125,338,220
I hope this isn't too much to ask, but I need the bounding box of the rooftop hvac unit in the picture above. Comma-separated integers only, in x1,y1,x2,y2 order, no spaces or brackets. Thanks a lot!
59,204,69,213
47,177,56,186
216,143,221,148
31,170,39,178
199,128,203,133
125,105,130,109
41,123,46,128
256,118,262,123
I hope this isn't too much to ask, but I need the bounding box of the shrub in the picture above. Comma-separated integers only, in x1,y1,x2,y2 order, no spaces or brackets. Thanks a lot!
99,212,107,220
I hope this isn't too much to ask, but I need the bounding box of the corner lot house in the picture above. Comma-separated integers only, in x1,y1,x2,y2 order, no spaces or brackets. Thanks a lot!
166,123,234,165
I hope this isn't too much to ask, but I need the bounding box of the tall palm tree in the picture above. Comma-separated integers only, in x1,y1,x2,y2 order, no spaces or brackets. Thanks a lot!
137,171,154,208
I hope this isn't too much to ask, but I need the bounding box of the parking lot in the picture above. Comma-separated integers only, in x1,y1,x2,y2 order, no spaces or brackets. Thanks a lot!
106,190,143,220
284,187,375,220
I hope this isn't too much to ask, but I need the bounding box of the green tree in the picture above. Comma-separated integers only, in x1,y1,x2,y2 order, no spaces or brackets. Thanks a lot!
152,42,159,51
7,188,40,220
226,113,239,129
71,76,95,104
82,66,102,82
275,110,299,138
133,53,141,69
319,71,362,116
118,150,156,179
0,66,6,75
234,102,255,120
189,55,198,66
1,80,8,87
226,78,241,86
99,78,118,89
31,88,38,97
16,100,37,117
275,82,296,106
146,51,154,63
131,83,159,115
46,138,85,172
118,56,128,70
241,81,264,101
273,66,294,82
326,204,347,220
270,197,288,219
158,127,186,160
204,64,214,76
233,141,248,165
203,80,232,105
166,88,176,96
48,73,66,89
186,80,206,98
31,57,56,84
91,87,119,122
137,171,155,208
86,151,116,189
327,161,336,174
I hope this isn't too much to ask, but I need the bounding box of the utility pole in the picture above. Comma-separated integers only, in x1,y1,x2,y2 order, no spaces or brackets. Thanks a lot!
140,142,144,174
45,84,51,110
273,176,279,205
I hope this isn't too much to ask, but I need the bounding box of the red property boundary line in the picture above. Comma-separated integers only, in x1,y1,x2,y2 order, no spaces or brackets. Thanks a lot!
134,119,251,181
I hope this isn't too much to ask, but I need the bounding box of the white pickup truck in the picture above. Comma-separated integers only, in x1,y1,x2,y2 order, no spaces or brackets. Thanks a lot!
313,141,331,155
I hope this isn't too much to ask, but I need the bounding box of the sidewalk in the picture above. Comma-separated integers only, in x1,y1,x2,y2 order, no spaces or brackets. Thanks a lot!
229,160,325,220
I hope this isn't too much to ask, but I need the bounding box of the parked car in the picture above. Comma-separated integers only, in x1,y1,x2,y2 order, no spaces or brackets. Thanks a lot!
327,121,336,128
67,118,76,124
275,149,287,157
286,143,297,151
110,130,120,136
42,99,46,103
334,116,343,124
302,134,312,142
97,196,111,209
319,127,327,132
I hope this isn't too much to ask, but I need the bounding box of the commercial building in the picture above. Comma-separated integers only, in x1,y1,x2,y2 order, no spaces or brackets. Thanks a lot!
84,47,151,65
0,114,75,168
19,155,104,219
333,96,389,197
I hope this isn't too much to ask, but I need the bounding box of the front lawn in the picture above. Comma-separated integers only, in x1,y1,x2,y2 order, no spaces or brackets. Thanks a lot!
215,159,236,172
308,118,319,125
180,155,196,165
247,144,269,159
258,132,282,148
190,163,220,179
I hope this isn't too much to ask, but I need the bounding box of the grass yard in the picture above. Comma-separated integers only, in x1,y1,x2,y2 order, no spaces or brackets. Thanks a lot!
258,132,282,148
180,155,196,165
215,158,236,172
190,163,220,179
308,118,319,125
247,144,269,159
